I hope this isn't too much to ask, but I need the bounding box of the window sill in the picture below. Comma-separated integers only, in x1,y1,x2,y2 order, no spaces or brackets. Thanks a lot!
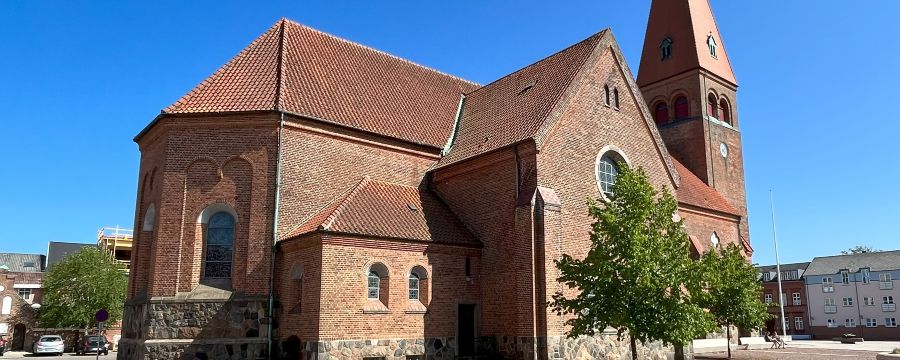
405,309,427,314
406,300,428,314
363,299,389,314
362,309,390,314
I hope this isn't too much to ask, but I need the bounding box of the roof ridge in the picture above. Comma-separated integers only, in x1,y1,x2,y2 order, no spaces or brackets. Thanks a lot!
464,29,607,98
813,249,900,260
273,19,286,111
282,18,479,87
321,176,372,230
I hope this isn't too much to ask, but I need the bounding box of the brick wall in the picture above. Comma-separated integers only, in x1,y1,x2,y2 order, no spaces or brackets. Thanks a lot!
536,44,678,336
431,148,522,337
277,117,438,238
277,233,481,342
133,113,279,298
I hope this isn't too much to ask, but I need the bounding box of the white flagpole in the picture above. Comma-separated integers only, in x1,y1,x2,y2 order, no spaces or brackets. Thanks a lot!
771,190,787,338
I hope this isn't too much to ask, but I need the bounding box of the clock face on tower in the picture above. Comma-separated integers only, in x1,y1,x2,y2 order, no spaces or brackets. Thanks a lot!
720,143,728,158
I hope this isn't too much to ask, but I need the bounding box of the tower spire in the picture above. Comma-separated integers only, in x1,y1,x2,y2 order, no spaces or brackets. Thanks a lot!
637,0,737,87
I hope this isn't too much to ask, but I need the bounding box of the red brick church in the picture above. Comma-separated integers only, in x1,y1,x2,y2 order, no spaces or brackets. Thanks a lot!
119,0,753,359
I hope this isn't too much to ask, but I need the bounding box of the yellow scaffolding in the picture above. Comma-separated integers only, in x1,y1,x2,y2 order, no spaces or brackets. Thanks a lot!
97,226,133,274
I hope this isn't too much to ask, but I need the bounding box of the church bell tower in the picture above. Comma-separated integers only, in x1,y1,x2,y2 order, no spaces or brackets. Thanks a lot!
637,0,750,245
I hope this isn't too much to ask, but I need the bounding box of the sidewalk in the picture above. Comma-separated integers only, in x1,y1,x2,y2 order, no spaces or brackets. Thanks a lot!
789,340,900,353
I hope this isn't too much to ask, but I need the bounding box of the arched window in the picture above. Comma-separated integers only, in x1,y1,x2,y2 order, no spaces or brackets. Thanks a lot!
707,35,717,58
707,93,718,119
719,98,732,125
408,273,420,300
203,212,234,281
654,102,669,125
1,296,11,315
142,203,156,232
596,155,619,197
660,37,673,60
613,88,620,109
710,232,720,248
367,271,380,299
603,85,611,107
366,262,390,307
674,96,689,120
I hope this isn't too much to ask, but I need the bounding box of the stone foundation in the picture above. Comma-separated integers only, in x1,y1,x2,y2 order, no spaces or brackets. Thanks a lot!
496,335,676,360
118,295,270,360
292,337,449,360
286,334,677,360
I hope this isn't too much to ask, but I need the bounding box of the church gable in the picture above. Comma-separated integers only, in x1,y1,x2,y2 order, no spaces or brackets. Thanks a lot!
534,33,680,191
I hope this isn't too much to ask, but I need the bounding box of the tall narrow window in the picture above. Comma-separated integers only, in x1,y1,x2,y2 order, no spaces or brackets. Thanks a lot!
862,268,870,284
719,98,731,125
674,96,689,120
204,212,234,281
707,93,718,119
613,88,620,109
368,271,380,299
707,35,717,58
841,270,850,285
408,273,420,300
660,37,673,60
603,85,611,106
654,102,669,125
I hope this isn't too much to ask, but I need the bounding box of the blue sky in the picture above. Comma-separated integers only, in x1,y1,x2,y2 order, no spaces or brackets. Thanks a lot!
1,1,898,266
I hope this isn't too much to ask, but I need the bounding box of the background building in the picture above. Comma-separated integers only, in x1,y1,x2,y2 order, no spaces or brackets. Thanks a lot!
0,253,44,350
804,250,899,340
46,241,94,270
757,262,810,338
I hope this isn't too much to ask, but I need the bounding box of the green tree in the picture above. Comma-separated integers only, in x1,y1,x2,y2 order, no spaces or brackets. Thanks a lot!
841,245,881,255
40,247,127,328
550,165,715,360
694,244,770,359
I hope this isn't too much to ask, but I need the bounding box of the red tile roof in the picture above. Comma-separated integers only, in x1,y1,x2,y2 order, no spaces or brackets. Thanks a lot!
435,31,606,168
637,0,737,87
672,159,739,216
286,177,479,246
164,19,479,148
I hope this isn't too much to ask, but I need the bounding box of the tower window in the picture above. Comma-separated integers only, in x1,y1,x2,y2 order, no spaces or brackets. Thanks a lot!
674,96,689,120
603,85,611,107
719,97,731,125
707,35,717,58
660,37,673,60
654,102,669,125
707,93,719,119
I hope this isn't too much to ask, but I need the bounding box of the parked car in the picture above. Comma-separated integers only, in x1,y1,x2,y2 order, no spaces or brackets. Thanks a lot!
75,335,108,356
32,335,64,356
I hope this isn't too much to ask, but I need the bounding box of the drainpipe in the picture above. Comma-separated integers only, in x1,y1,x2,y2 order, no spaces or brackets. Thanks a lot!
268,112,285,358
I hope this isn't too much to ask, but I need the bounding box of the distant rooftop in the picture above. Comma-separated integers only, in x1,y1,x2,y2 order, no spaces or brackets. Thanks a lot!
46,241,95,270
805,250,900,276
0,253,46,273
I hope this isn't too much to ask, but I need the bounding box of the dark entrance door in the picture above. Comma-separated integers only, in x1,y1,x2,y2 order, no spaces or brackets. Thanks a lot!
12,323,25,350
457,304,476,357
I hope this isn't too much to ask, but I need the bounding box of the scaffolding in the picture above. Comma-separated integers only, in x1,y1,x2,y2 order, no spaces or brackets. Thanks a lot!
97,226,133,274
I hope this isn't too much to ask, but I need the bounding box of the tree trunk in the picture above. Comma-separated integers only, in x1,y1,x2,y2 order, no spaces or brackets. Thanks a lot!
630,336,638,360
726,324,732,359
674,343,685,360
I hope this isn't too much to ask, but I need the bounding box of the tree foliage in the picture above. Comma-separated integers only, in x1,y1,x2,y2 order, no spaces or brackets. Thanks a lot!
841,245,881,255
40,247,127,328
550,165,715,358
694,244,770,357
